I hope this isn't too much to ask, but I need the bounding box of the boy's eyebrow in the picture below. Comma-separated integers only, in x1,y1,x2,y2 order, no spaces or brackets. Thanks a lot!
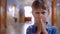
41,9,47,12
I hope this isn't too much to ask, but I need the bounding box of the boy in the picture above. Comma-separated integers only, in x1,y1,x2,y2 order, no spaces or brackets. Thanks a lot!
26,0,58,34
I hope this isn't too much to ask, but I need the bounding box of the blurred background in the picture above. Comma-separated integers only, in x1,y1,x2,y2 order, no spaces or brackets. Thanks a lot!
0,0,60,34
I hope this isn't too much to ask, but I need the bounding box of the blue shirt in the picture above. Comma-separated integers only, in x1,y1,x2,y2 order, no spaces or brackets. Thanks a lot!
26,22,58,34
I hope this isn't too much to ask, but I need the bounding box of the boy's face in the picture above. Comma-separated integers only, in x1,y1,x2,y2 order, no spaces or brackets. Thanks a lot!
32,8,49,23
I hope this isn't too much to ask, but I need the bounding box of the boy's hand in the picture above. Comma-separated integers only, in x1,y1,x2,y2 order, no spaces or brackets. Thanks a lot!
36,17,48,34
41,19,48,34
36,17,41,34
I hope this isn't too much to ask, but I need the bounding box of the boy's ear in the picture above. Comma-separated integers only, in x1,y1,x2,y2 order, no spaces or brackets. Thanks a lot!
48,11,50,15
32,11,35,17
32,11,34,15
48,9,50,17
32,11,33,14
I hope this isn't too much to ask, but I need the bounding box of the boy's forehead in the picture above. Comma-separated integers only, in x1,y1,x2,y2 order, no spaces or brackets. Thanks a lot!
32,8,47,12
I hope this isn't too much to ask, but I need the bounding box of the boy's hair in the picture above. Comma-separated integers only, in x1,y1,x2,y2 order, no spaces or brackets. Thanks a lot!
32,0,49,10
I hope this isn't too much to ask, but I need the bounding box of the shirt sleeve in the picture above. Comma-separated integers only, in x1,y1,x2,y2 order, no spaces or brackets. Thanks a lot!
26,26,31,34
51,27,58,34
26,25,37,34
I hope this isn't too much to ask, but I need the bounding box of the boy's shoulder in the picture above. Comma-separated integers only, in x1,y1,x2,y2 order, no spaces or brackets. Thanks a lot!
46,23,57,30
26,24,37,33
51,26,58,34
46,24,58,34
27,24,37,30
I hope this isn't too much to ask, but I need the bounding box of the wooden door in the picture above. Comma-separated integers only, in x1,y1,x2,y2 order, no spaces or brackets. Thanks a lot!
52,0,56,26
1,0,7,34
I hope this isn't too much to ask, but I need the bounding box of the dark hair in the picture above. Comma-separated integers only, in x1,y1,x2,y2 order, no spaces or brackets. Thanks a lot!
32,0,47,10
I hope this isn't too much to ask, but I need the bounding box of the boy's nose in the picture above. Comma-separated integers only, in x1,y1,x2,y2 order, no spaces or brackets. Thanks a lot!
37,14,43,19
39,14,43,17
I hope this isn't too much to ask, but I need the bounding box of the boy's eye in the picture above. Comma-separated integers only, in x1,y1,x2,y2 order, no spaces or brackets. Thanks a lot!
35,12,40,14
41,12,45,14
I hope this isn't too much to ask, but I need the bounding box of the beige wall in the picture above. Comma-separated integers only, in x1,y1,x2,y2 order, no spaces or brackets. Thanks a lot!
55,8,60,34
